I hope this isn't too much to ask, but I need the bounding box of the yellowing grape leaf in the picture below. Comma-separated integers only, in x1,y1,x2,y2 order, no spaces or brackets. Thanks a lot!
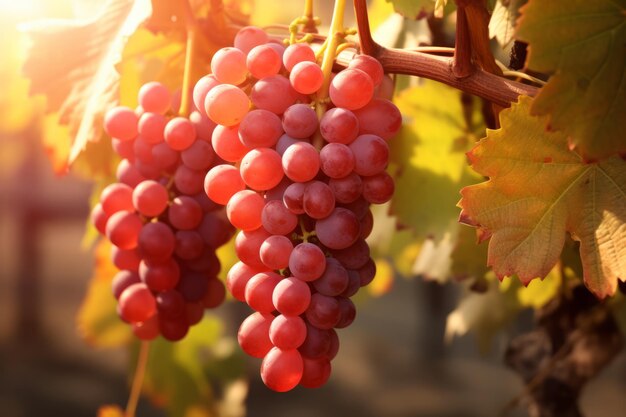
141,316,246,417
76,239,132,347
0,22,43,135
390,81,483,241
20,0,152,165
459,96,626,299
515,0,626,161
117,28,185,109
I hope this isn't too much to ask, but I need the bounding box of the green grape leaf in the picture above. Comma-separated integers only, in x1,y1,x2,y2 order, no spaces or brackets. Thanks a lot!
370,81,483,283
390,81,483,241
76,240,132,347
516,0,626,161
20,0,152,165
141,316,246,417
459,96,626,299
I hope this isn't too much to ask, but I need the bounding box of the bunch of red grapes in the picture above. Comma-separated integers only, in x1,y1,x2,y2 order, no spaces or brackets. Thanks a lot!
92,82,234,341
199,26,401,391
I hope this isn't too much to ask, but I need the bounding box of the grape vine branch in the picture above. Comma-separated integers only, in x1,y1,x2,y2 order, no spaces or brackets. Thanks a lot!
351,0,538,107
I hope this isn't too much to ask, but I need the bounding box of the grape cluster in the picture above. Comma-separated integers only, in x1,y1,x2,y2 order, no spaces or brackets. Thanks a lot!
91,81,234,341
199,26,401,391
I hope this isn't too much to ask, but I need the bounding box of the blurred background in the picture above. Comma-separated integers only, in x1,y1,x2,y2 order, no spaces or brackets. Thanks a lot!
1,1,625,417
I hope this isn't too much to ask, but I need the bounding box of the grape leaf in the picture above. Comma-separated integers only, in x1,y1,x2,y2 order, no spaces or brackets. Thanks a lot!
390,81,483,241
368,0,397,33
385,0,437,19
459,96,626,298
76,239,132,347
20,0,152,165
141,316,246,417
515,0,626,161
370,81,483,283
366,82,486,285
488,0,525,48
0,22,43,135
117,28,185,109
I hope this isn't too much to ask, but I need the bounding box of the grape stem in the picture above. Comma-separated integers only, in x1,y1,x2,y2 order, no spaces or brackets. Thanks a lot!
125,341,150,417
179,0,198,118
352,0,539,107
317,0,347,105
313,0,347,151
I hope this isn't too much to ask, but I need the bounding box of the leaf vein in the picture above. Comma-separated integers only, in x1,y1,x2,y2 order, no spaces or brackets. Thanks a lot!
502,168,591,267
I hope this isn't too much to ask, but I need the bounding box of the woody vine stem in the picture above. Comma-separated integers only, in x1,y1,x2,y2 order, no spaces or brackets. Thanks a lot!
350,0,538,107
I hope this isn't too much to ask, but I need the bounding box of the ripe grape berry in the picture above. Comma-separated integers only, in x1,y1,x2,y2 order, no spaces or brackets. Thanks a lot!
199,26,400,391
94,81,234,342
